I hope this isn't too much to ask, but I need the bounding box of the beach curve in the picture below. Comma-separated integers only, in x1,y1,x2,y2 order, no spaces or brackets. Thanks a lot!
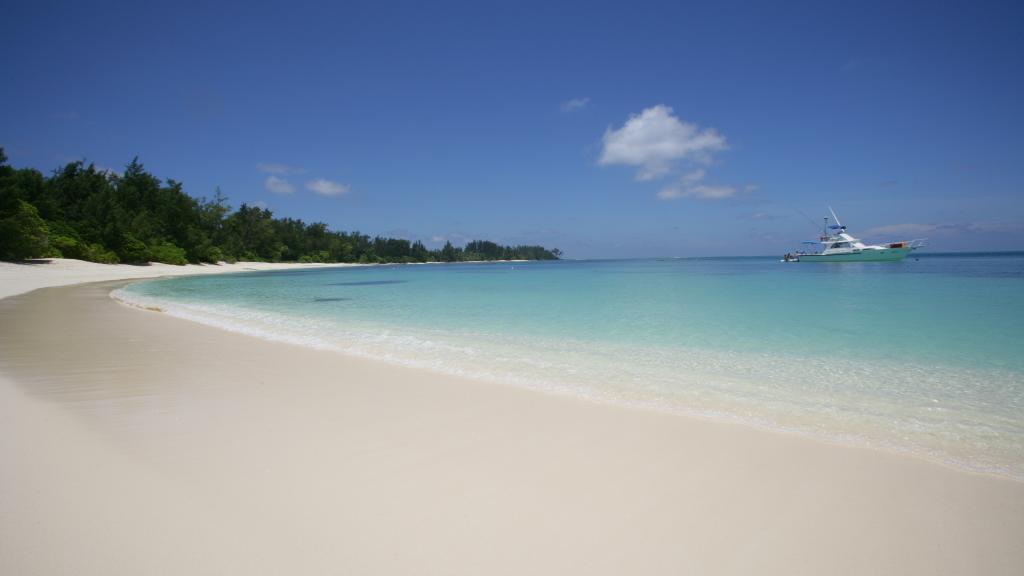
0,269,1023,574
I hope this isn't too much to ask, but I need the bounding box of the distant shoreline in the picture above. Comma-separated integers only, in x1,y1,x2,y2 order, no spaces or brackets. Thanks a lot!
0,257,542,301
0,258,367,300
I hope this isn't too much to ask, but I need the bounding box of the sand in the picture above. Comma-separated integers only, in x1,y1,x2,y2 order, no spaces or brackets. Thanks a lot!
0,258,364,300
1,274,1023,574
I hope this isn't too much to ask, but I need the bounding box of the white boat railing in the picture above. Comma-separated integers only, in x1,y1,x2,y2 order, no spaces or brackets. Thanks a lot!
887,238,927,249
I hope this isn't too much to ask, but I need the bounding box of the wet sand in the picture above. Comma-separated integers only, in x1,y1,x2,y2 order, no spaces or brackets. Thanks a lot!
1,281,1023,575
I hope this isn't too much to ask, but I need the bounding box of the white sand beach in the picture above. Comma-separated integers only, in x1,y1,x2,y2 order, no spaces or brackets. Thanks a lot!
1,264,1023,575
0,258,364,300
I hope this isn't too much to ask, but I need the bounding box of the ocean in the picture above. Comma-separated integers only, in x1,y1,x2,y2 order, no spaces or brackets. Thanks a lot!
115,253,1024,479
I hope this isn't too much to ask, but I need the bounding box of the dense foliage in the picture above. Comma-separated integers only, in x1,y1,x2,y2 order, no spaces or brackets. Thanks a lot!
0,151,561,264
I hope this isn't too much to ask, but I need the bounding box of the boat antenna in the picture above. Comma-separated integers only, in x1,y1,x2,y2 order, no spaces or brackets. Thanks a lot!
828,206,843,228
792,206,823,232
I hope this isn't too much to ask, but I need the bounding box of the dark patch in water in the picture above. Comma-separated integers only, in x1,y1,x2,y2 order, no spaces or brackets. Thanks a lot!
313,297,352,302
327,280,408,286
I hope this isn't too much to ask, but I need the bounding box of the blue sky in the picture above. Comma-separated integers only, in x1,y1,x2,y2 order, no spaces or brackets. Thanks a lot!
2,0,1022,257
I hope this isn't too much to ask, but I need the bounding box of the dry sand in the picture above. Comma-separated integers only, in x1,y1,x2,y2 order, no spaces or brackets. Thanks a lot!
1,275,1023,574
0,258,363,300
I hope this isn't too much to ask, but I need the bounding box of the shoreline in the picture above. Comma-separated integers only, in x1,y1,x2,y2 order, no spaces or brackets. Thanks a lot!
110,266,1024,483
111,279,1022,483
2,278,1023,573
0,257,537,301
0,258,369,300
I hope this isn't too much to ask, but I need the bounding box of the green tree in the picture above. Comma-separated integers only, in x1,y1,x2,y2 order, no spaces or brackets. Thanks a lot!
148,241,189,265
117,233,150,263
0,200,50,259
0,155,561,265
440,240,459,262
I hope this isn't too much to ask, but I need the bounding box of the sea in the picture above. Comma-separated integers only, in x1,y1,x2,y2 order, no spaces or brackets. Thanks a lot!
115,253,1024,480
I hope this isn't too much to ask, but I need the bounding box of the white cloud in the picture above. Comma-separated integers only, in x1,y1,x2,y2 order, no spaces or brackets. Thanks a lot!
863,223,940,237
252,200,269,209
599,104,727,181
429,232,471,246
264,175,295,195
656,168,736,201
689,184,736,199
258,162,305,174
862,221,1024,239
658,183,736,201
681,168,705,184
306,178,351,197
655,187,684,200
744,184,759,193
561,97,590,112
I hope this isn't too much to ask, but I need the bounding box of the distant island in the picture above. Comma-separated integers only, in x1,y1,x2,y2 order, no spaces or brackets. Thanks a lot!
0,149,560,264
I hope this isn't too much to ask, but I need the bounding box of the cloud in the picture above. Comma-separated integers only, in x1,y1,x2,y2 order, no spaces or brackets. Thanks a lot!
862,221,1024,238
306,178,351,197
689,184,736,199
264,175,295,195
658,183,736,200
252,200,269,209
561,97,590,112
748,211,785,221
429,232,471,246
656,169,736,201
599,105,727,181
681,168,705,184
863,223,940,237
258,162,305,174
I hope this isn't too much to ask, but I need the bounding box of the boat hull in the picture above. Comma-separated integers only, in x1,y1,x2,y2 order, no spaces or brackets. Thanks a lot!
796,247,912,262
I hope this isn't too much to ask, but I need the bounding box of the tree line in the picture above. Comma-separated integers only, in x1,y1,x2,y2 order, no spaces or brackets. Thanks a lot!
0,150,561,264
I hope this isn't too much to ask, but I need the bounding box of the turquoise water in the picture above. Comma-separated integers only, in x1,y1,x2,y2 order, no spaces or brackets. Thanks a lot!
117,254,1024,479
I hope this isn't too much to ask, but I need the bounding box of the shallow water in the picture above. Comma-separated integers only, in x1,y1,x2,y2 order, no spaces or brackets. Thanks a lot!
117,253,1024,479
